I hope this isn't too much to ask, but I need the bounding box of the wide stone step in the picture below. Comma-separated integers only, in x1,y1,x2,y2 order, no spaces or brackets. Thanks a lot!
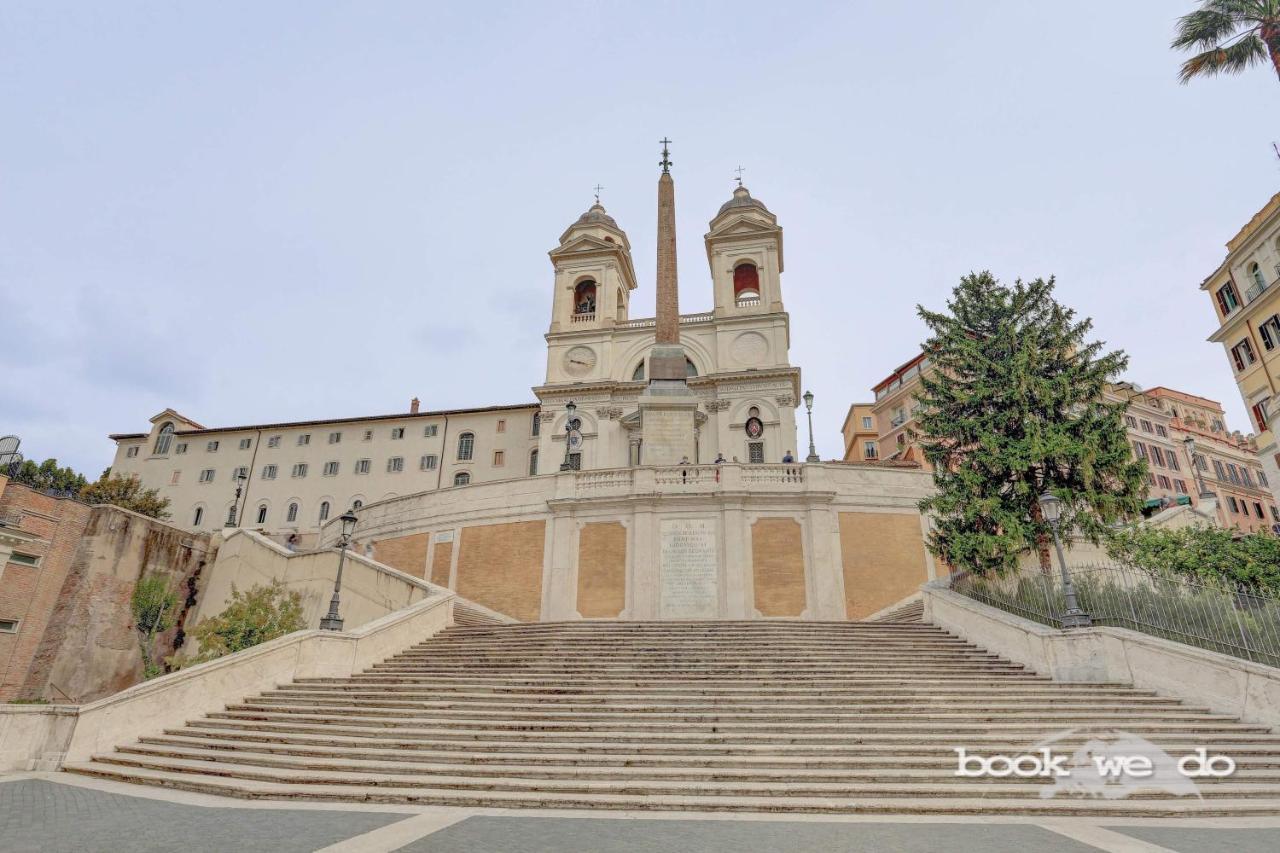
68,762,1280,816
278,682,1149,698
327,674,1045,687
228,701,1237,726
139,734,1280,771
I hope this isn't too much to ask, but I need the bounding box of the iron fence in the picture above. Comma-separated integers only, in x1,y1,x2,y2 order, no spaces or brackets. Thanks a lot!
951,562,1280,668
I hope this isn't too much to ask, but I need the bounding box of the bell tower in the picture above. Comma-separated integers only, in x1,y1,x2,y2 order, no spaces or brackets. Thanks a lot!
548,201,636,333
704,184,783,317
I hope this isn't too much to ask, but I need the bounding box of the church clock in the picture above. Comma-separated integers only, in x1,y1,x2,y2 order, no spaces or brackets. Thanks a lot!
563,346,597,377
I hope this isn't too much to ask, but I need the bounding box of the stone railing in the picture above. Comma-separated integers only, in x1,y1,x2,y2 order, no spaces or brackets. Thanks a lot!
742,464,805,486
654,465,720,486
570,311,595,323
735,295,761,307
618,312,716,330
575,469,635,491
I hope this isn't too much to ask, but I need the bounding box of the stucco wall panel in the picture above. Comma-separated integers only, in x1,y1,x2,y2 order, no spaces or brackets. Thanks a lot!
455,521,547,622
576,522,626,618
751,517,806,617
839,511,929,619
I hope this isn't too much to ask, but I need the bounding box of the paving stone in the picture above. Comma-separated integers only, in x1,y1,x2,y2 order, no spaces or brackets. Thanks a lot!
1109,825,1280,853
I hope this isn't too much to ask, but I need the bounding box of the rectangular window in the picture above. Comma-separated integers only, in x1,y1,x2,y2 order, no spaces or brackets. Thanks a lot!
297,434,311,446
493,450,505,466
1140,419,1153,433
1260,470,1270,488
1167,452,1180,471
1148,472,1156,486
391,427,405,440
1228,496,1240,513
387,456,404,473
207,441,219,452
363,429,373,441
292,463,308,478
239,438,252,450
1227,464,1242,485
1272,506,1280,522
1155,425,1167,438
9,552,39,567
1213,460,1226,480
1195,453,1208,471
1216,282,1240,315
268,436,281,448
496,419,506,433
1124,415,1137,428
1157,475,1171,490
323,461,339,476
568,452,582,470
1255,502,1266,519
1243,468,1255,488
862,416,873,430
420,454,438,470
175,443,188,454
1231,339,1257,371
1132,441,1148,460
199,469,215,483
262,464,277,480
1252,399,1270,431
355,459,371,475
328,431,342,444
232,466,248,480
748,442,765,464
170,470,180,485
424,424,438,437
528,451,538,475
1150,446,1165,467
0,619,18,633
125,446,140,458
864,441,878,459
1174,479,1188,494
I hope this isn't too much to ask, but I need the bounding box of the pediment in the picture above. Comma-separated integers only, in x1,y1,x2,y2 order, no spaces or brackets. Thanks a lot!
551,234,627,258
705,215,780,241
149,408,204,430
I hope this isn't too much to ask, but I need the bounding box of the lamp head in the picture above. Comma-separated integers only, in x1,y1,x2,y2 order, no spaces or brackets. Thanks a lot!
803,390,814,411
339,508,358,538
1037,491,1062,523
565,400,576,419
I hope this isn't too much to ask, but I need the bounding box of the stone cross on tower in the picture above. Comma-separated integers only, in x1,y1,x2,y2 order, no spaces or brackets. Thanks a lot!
637,137,701,465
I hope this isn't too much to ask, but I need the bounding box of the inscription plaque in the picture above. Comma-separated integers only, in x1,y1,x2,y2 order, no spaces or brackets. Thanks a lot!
660,518,719,618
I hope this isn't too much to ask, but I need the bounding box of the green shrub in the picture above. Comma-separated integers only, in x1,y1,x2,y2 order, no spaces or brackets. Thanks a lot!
168,580,304,669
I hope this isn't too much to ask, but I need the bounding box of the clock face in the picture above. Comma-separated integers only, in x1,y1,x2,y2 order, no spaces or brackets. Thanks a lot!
563,346,597,377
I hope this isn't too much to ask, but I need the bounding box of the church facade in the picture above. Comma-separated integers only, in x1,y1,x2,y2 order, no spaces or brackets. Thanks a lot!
106,179,800,541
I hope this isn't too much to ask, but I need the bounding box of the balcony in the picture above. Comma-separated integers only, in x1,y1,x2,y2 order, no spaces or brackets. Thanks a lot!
1245,280,1270,304
570,312,595,324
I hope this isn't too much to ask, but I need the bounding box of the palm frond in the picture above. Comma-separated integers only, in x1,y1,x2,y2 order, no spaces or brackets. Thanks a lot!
1177,34,1269,82
1172,9,1244,50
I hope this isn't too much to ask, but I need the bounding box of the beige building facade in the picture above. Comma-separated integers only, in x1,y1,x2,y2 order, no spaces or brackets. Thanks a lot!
1201,190,1280,506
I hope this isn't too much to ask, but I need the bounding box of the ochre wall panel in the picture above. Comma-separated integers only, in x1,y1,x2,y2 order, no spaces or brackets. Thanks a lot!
751,517,807,617
430,539,453,587
372,533,429,579
455,521,546,622
577,522,627,618
838,512,928,619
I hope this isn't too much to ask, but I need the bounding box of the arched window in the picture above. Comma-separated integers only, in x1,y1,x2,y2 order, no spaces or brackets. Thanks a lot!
1251,262,1267,290
574,280,597,315
454,472,471,486
318,501,330,522
616,287,625,321
528,449,539,476
226,505,237,525
192,506,204,527
352,499,363,510
685,358,698,378
748,406,760,418
154,423,174,455
457,432,474,461
287,502,299,523
256,504,268,525
632,360,646,381
733,263,760,303
531,412,541,436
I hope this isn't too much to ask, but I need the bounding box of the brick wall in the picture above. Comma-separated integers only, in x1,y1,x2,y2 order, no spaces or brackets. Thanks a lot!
751,517,806,617
373,532,429,579
455,521,546,622
838,511,929,619
576,522,626,618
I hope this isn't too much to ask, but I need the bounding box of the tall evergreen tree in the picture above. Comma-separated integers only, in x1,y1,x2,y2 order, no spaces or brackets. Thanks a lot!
915,272,1146,575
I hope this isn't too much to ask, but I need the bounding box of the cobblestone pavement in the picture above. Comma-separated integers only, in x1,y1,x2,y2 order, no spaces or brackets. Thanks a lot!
0,778,403,853
8,776,1280,852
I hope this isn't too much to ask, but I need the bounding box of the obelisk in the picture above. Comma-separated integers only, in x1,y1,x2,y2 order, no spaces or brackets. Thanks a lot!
638,138,700,465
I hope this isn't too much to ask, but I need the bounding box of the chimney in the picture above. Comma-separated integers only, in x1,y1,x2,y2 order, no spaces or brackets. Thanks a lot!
410,397,420,414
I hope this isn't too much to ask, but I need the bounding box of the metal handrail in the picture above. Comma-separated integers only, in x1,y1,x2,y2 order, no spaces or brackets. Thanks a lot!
951,562,1280,667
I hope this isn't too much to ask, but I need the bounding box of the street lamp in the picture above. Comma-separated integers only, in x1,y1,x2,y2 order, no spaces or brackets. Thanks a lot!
560,400,577,472
1183,435,1213,499
225,469,248,527
319,508,359,631
1038,491,1091,628
803,390,819,463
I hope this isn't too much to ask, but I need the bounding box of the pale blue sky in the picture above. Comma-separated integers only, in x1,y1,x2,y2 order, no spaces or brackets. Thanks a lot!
2,1,1278,475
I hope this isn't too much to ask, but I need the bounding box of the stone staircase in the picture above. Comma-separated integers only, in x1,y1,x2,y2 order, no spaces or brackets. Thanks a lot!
64,621,1280,815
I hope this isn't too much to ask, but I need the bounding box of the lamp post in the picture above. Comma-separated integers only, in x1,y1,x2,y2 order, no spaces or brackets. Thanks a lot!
560,400,577,472
803,390,819,463
225,469,248,527
1038,492,1092,628
319,508,359,631
1183,435,1213,499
